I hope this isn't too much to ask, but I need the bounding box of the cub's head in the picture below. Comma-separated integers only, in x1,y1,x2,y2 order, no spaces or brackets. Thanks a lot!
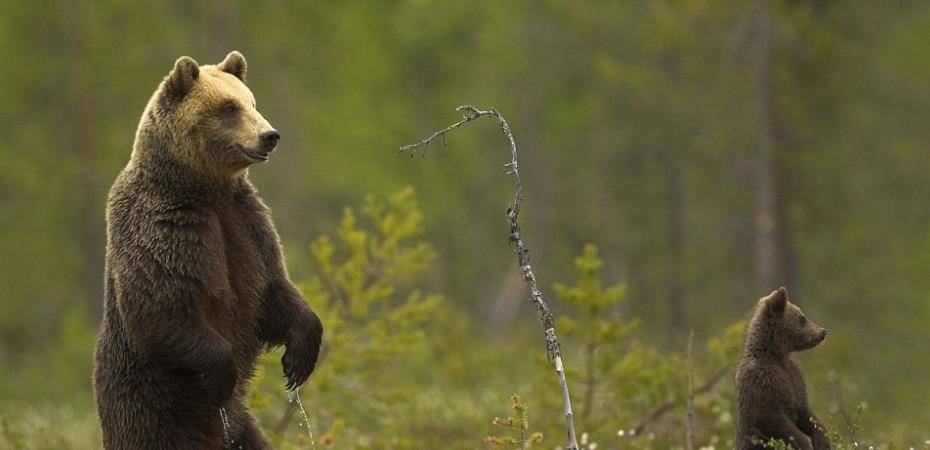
750,287,828,355
144,51,279,175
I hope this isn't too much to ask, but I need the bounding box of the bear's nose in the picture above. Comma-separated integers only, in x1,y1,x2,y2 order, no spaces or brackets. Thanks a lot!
260,130,280,149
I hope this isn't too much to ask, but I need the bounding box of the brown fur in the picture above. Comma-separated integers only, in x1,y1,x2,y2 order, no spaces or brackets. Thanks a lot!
735,287,830,450
93,51,322,450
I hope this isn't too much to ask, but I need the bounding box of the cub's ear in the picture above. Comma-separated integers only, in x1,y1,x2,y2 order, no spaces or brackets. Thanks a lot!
217,51,247,81
763,287,788,316
163,56,199,104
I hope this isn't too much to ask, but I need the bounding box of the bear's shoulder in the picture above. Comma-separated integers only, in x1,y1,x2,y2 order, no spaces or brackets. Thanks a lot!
736,356,768,378
108,176,222,274
109,164,216,219
737,356,807,410
736,357,791,389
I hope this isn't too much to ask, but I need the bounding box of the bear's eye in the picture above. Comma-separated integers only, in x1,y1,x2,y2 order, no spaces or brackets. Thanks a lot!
220,101,240,115
799,316,808,326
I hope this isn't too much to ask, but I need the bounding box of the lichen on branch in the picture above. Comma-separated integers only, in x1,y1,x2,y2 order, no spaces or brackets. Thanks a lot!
400,105,579,450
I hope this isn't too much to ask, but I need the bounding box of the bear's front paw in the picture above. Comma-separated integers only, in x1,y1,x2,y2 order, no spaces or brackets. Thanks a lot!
810,433,832,450
795,435,813,450
201,351,238,407
282,311,323,391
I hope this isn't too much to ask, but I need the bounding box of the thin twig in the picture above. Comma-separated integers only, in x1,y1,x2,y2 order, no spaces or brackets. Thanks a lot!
400,105,578,450
274,396,298,435
685,331,695,450
827,371,858,444
631,365,730,436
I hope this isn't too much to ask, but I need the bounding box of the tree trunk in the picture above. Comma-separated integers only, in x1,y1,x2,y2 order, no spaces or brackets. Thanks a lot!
754,0,777,293
70,3,105,320
666,149,686,338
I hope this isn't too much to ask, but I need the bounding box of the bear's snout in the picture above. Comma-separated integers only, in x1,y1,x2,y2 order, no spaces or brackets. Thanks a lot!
260,130,280,151
809,327,828,347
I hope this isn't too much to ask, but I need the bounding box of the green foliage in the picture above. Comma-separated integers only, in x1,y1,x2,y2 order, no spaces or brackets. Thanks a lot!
0,192,896,449
540,244,746,449
4,0,930,446
707,320,747,366
754,436,799,450
303,186,440,372
483,394,544,449
555,244,637,343
249,188,442,448
553,245,642,424
0,404,100,450
753,405,863,450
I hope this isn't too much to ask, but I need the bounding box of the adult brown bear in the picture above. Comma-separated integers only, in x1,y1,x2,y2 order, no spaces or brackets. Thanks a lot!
93,51,322,450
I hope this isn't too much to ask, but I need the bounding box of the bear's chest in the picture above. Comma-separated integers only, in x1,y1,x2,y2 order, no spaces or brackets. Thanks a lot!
198,199,268,345
777,361,809,416
217,204,268,303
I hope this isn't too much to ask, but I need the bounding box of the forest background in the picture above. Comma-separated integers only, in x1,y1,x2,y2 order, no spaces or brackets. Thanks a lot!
1,1,929,448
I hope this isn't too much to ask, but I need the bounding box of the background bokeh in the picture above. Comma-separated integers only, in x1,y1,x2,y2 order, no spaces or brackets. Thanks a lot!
1,1,929,448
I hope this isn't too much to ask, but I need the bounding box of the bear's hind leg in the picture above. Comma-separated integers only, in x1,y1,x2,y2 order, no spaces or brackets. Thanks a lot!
226,403,269,450
235,419,269,450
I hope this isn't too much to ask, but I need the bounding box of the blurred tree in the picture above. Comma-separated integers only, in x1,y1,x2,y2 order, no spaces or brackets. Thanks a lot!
1,0,930,444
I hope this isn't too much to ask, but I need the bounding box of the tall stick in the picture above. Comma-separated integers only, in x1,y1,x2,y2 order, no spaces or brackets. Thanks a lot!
685,331,695,450
400,105,579,450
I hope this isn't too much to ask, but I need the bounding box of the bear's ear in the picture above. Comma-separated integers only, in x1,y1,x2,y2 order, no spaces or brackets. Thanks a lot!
163,56,200,103
763,287,788,316
218,51,247,81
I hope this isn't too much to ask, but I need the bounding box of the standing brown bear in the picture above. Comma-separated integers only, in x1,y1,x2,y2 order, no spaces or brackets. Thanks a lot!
735,287,830,450
93,51,323,450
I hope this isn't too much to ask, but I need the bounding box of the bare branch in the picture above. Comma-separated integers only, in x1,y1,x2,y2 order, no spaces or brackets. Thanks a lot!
400,105,578,450
274,398,297,435
631,365,731,436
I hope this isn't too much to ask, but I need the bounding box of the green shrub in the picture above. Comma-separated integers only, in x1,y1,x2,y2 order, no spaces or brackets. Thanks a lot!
0,191,895,449
250,187,442,449
483,394,544,449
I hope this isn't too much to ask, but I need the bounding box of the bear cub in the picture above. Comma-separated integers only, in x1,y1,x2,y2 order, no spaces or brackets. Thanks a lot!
93,51,322,450
735,287,830,450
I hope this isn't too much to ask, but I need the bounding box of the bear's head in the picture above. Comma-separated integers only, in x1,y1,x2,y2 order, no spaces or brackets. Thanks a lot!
138,51,279,178
746,287,828,357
